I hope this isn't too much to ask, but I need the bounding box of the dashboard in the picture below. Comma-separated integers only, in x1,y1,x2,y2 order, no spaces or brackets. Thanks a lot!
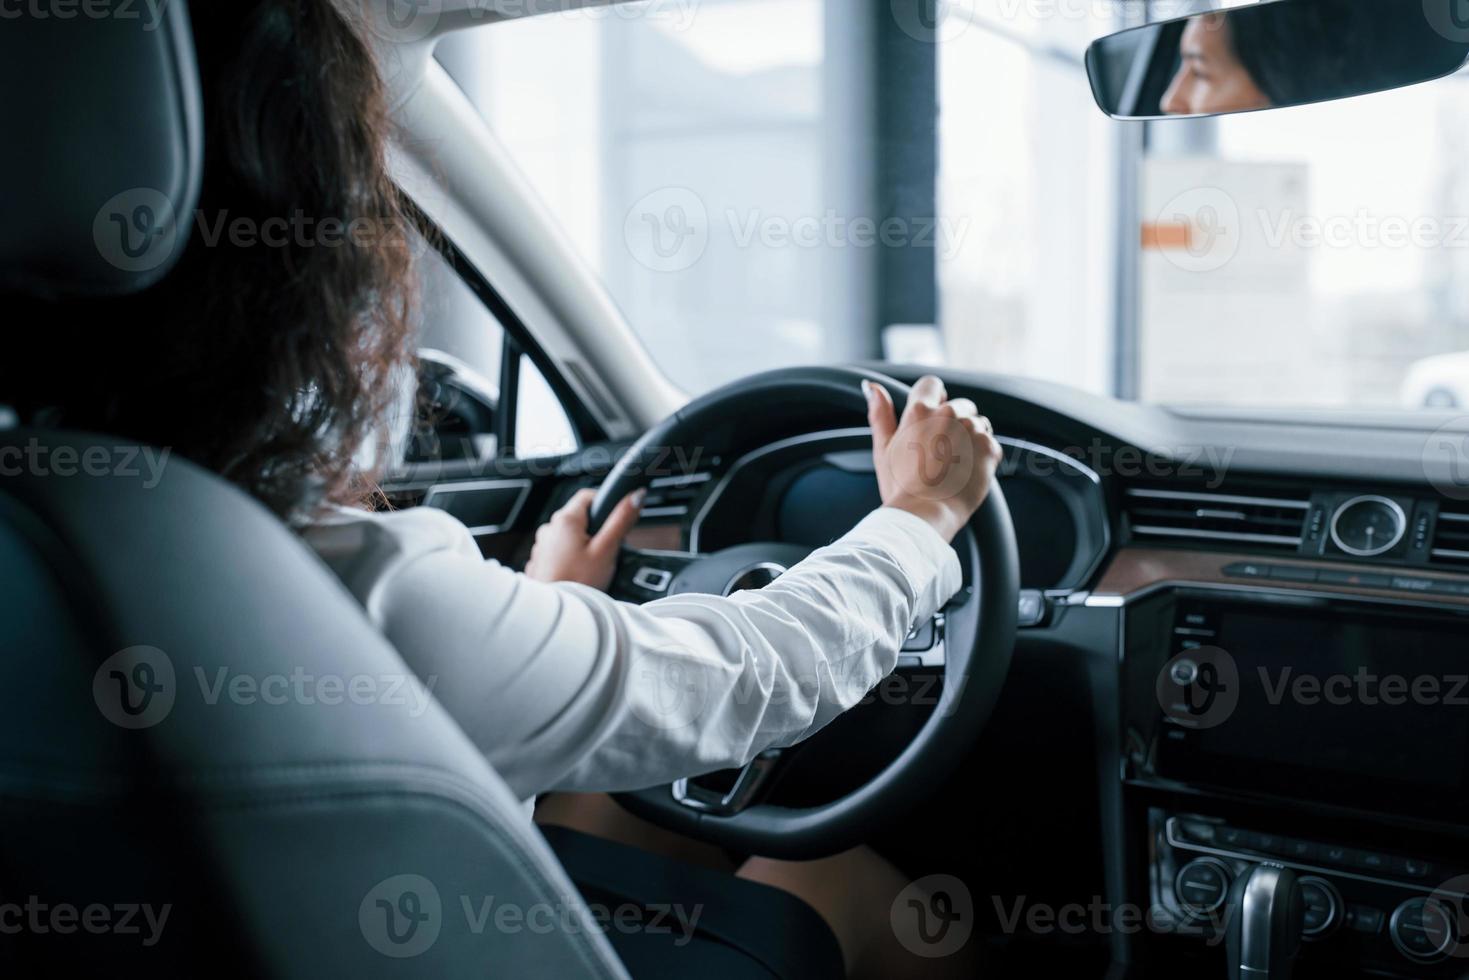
391,364,1469,979
656,369,1469,979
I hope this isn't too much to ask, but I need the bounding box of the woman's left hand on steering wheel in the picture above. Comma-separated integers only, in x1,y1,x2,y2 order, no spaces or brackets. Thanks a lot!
526,487,645,591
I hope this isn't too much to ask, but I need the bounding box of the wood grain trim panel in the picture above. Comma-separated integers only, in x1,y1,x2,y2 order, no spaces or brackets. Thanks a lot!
626,525,684,553
1094,547,1469,606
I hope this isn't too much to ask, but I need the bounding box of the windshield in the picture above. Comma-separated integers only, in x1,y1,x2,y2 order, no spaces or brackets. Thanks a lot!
438,1,1469,412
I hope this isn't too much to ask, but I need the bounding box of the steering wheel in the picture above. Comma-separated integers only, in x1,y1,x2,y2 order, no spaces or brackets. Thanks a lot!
587,366,1019,860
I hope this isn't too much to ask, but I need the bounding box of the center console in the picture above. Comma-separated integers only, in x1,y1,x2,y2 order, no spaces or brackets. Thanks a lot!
1120,586,1469,977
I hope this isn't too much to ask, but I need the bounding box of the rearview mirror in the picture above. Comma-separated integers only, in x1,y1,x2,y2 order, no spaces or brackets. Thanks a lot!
1086,0,1469,120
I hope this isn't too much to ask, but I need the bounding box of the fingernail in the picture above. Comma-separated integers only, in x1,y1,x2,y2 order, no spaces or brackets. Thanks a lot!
632,489,646,508
860,379,874,402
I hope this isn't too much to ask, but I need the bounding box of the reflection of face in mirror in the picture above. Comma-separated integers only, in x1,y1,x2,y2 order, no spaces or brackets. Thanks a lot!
1088,0,1469,120
1161,14,1272,116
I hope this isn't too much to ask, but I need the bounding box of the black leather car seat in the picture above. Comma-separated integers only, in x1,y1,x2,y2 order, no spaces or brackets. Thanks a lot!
0,6,628,976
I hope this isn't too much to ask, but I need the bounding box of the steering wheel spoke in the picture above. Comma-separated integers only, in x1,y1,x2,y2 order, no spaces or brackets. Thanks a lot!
671,750,785,817
896,611,947,670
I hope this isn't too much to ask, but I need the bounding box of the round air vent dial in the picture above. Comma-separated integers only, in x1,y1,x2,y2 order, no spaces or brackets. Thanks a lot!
1329,496,1407,557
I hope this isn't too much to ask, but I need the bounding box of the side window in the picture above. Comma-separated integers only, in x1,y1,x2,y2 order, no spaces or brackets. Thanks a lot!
515,355,578,459
406,244,578,466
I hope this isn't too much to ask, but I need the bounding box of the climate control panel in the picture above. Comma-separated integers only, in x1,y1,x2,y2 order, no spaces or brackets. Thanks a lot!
1151,810,1467,975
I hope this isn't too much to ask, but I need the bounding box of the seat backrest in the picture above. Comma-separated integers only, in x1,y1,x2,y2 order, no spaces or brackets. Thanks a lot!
0,430,628,977
0,5,628,976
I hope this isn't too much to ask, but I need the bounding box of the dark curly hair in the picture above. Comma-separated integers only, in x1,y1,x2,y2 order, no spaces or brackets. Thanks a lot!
7,0,418,522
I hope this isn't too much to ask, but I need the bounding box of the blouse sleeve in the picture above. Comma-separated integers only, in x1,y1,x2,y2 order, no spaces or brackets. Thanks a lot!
305,506,963,800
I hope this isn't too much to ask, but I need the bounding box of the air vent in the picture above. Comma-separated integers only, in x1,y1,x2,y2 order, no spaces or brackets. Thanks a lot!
638,471,714,522
1125,488,1310,550
1430,509,1469,566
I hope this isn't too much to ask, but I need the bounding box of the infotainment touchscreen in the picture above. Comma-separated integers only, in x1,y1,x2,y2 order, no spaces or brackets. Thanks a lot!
1147,597,1469,818
1203,608,1469,787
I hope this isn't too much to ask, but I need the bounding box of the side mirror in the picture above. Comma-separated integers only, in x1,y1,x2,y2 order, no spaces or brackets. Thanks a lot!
403,351,500,465
1086,0,1469,120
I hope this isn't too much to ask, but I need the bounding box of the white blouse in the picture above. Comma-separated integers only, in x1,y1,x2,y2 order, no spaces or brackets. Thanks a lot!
303,505,962,801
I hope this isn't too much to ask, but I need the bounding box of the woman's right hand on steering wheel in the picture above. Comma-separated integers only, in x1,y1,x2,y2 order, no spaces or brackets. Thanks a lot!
864,374,1004,543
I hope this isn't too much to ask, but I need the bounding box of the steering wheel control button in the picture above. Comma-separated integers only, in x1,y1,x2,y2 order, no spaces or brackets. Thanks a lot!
1175,859,1232,916
1016,589,1046,627
1390,897,1456,964
631,567,673,593
1297,877,1341,940
902,619,936,652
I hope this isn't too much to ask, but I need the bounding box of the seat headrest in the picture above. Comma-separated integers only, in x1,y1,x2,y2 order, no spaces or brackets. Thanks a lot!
0,1,202,299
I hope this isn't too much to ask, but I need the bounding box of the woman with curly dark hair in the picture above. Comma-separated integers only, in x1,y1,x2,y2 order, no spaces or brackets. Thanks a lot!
8,1,418,521
6,2,1000,977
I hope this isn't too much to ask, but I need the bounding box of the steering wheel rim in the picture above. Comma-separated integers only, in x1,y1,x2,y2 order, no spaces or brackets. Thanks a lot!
590,366,1019,860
